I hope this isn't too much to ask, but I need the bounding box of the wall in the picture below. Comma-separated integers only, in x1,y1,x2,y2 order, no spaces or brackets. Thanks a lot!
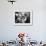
0,0,46,41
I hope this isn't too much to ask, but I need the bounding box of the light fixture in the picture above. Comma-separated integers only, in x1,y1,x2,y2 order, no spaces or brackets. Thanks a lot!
8,0,16,4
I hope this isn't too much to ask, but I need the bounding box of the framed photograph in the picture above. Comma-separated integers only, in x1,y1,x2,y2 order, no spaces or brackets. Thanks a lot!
15,11,32,26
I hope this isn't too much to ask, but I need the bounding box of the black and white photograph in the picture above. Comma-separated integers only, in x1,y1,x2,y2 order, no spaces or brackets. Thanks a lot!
15,11,32,26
